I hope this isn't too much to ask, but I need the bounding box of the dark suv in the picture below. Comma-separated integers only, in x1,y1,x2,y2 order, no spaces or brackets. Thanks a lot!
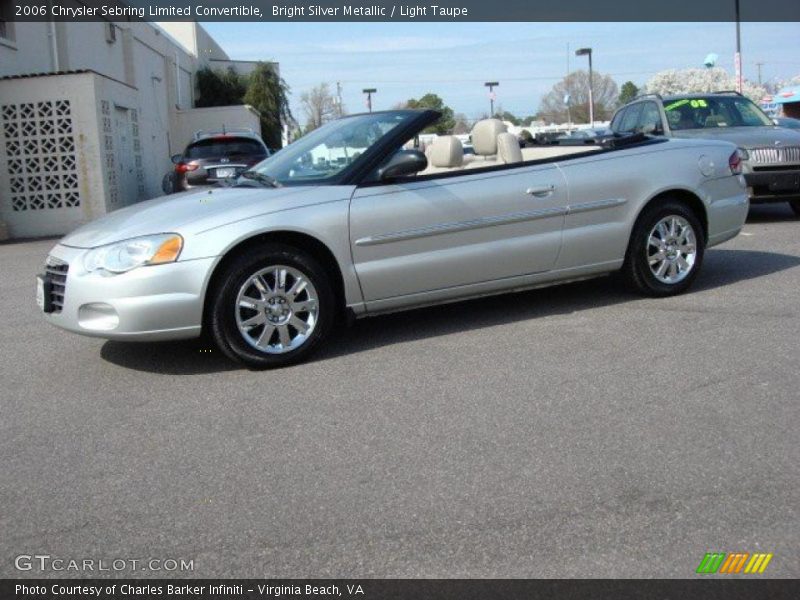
610,92,800,215
169,130,270,192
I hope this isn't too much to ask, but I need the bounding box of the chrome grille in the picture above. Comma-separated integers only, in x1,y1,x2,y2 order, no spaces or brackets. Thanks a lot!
749,146,800,165
45,256,69,313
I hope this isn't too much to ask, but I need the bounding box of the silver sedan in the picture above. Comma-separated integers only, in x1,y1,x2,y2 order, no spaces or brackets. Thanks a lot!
39,110,749,368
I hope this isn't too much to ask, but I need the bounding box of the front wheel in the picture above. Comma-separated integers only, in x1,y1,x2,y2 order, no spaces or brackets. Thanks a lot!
621,200,705,297
789,199,800,218
209,244,336,368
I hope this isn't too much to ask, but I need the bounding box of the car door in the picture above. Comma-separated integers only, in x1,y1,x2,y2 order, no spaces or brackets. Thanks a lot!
349,163,568,304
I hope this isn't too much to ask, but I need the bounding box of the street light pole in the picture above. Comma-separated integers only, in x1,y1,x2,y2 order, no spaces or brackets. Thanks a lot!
485,81,499,117
575,47,594,127
363,88,377,113
734,0,743,93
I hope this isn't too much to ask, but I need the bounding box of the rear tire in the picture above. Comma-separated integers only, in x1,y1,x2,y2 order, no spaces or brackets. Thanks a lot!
209,244,336,369
621,199,705,297
789,200,800,218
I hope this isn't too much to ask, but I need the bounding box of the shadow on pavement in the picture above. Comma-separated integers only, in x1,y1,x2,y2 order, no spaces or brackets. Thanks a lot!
746,203,799,223
101,337,238,375
100,248,800,374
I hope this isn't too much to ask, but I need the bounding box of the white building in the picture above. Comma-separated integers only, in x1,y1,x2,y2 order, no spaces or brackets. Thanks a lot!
0,14,265,239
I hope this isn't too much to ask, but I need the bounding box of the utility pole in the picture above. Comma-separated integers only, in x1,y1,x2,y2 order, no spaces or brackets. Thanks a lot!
336,81,343,117
575,47,594,127
734,0,743,93
485,81,499,117
566,42,571,128
363,88,376,112
756,62,764,86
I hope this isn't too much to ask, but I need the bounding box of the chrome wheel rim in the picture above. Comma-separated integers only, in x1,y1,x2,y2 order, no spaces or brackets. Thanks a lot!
235,265,318,354
647,215,697,284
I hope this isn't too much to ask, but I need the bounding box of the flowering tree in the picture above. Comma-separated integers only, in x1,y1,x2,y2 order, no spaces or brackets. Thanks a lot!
644,68,766,102
767,74,800,94
538,70,619,124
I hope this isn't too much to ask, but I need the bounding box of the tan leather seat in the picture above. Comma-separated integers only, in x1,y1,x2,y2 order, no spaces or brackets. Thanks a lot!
465,119,507,168
420,135,464,174
497,132,523,164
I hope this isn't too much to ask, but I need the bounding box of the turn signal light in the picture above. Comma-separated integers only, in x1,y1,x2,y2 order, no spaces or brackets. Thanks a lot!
150,235,183,265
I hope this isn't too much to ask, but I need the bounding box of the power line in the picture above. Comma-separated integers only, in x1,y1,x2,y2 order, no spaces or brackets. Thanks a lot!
288,70,657,87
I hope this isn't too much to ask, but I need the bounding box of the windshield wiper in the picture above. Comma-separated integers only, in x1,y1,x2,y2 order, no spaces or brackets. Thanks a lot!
236,171,281,188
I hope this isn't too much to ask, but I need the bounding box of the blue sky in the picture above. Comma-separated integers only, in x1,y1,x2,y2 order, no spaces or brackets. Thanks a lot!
202,22,800,120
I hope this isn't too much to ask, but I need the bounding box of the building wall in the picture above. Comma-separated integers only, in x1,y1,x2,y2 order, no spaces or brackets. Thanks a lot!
0,21,54,73
0,16,278,239
0,73,107,237
157,22,228,63
208,59,273,78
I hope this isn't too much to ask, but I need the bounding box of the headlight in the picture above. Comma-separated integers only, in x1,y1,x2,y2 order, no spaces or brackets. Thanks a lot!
83,233,183,274
738,147,750,161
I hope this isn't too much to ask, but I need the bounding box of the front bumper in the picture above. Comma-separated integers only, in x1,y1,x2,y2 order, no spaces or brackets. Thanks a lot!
744,168,800,203
41,244,217,341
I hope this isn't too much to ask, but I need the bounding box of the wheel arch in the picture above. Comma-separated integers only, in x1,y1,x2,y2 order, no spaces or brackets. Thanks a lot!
632,187,708,242
201,230,347,330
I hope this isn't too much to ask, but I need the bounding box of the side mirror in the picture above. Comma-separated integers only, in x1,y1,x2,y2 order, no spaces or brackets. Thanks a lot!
377,150,427,180
171,154,183,164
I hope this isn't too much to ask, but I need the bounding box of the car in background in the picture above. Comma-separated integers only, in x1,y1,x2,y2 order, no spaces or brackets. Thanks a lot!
775,117,800,130
168,129,270,193
554,128,613,146
610,92,800,216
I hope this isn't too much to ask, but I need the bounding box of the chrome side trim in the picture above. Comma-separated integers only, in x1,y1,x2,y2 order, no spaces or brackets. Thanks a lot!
354,198,626,247
566,198,627,215
354,206,567,247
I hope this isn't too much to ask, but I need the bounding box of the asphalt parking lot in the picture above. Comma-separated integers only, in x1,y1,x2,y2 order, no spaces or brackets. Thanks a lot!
1,204,798,579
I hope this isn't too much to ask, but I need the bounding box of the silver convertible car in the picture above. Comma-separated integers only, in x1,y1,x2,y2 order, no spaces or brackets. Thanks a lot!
39,110,749,368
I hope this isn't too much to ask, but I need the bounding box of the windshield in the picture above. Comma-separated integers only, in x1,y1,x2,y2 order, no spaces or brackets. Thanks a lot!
249,111,417,185
664,96,773,130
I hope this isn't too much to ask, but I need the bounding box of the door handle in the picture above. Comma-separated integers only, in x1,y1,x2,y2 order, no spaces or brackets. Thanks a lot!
526,185,556,197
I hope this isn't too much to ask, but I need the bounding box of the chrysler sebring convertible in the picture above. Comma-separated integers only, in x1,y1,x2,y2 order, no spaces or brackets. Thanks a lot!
39,110,749,368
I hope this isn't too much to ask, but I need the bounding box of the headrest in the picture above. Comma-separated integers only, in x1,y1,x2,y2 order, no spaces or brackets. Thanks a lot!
497,132,523,164
471,119,507,155
428,136,464,168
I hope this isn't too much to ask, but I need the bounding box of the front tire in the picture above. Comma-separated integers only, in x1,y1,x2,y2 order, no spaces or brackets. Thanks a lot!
209,244,335,369
789,199,800,218
621,200,705,297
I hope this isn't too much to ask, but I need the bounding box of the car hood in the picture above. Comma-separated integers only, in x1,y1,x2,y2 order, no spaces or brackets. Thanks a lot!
671,126,800,148
60,186,323,248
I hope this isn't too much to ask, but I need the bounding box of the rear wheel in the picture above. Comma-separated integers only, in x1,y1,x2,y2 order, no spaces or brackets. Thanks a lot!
209,244,335,368
621,200,705,297
789,199,800,217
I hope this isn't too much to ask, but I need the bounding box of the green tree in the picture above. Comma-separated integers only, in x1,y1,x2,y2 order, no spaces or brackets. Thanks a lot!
618,81,639,106
497,110,521,126
243,62,294,150
196,67,246,107
403,93,456,134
